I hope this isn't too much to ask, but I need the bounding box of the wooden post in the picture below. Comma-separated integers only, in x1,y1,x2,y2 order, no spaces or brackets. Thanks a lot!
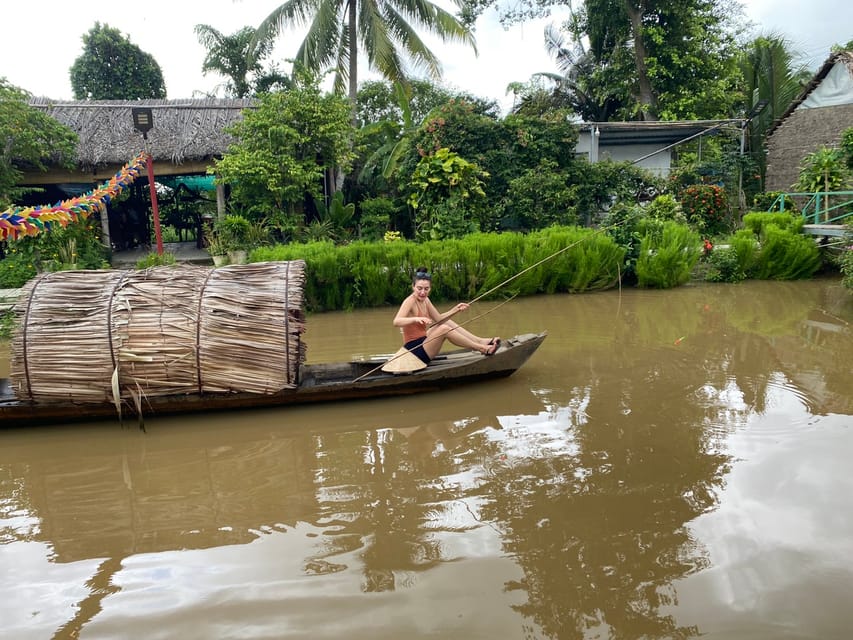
216,183,226,220
146,154,164,255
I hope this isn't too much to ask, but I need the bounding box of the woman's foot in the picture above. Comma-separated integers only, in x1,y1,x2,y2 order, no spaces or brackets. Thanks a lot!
483,338,501,356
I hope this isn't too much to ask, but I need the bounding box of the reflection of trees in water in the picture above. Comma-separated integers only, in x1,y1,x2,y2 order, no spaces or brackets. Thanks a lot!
471,281,851,639
475,302,742,638
308,422,493,592
478,361,729,638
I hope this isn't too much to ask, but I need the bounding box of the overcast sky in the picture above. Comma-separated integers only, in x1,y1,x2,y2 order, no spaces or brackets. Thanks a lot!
2,0,851,114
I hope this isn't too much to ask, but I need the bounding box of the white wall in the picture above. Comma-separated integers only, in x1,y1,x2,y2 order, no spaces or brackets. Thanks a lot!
599,144,672,176
801,62,853,109
576,131,673,176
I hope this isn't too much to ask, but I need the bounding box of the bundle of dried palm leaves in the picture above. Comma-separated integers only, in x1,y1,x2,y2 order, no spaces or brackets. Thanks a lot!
10,261,306,404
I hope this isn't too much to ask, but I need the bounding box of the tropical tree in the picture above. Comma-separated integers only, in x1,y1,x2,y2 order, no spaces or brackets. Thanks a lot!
794,146,849,221
467,0,743,121
738,34,809,189
70,23,166,99
0,80,78,207
252,0,477,121
356,78,454,127
211,70,354,223
194,24,290,98
518,20,626,120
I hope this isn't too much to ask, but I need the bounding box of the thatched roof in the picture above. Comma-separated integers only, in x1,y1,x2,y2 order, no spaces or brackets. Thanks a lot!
28,98,256,168
767,51,853,137
765,51,853,192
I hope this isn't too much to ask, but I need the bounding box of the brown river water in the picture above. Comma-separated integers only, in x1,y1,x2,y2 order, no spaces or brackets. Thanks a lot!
1,278,851,640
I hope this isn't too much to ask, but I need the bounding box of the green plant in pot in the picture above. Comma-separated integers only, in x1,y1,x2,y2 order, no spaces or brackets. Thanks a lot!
216,214,251,264
205,232,228,266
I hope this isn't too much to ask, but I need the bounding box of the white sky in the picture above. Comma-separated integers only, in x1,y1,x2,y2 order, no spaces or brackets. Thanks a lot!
2,0,851,114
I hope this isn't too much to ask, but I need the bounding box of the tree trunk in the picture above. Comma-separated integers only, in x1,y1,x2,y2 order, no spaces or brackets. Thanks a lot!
624,0,658,121
348,0,358,126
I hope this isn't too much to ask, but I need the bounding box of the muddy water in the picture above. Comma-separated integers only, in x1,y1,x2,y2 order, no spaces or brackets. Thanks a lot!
1,279,851,640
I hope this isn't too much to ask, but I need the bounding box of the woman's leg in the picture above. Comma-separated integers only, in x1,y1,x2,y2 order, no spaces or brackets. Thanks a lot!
438,320,492,348
423,322,496,358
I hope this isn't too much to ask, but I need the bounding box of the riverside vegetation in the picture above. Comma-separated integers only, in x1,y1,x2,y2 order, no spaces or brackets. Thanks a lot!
0,206,837,335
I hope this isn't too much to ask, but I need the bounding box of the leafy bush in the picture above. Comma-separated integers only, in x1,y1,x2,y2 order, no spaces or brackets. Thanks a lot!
705,247,746,283
742,211,803,235
602,202,645,282
0,249,37,287
751,224,822,280
840,246,853,291
636,221,701,288
794,146,847,193
135,252,177,269
500,160,578,230
730,229,760,276
408,147,488,240
752,191,798,213
0,217,109,287
359,197,396,241
680,184,731,236
645,194,686,223
215,214,251,251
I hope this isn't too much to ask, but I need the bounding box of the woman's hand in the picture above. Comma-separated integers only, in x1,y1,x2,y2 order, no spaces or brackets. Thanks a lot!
454,302,469,313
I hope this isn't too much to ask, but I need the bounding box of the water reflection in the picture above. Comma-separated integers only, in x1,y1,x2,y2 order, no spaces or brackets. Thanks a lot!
0,279,851,639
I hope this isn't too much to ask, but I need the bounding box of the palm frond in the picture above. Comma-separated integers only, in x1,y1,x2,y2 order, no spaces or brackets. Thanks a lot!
361,1,407,82
255,0,324,47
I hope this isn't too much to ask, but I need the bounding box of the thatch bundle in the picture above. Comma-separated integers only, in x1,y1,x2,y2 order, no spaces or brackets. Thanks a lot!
10,261,306,404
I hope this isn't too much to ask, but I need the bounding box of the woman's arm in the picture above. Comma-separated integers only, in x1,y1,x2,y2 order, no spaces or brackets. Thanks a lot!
428,300,468,323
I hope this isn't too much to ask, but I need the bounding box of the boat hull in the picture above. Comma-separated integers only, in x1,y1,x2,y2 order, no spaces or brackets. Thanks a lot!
0,332,546,427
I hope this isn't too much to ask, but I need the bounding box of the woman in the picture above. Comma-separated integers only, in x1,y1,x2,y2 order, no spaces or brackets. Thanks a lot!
393,267,500,365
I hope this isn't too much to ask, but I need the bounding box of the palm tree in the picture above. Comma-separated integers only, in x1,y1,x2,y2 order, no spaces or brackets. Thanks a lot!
739,34,810,188
522,22,624,121
194,24,287,97
252,0,476,121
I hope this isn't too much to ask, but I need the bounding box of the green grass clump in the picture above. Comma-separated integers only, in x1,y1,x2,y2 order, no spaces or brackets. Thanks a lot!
253,227,625,312
636,221,700,289
750,224,822,280
742,211,803,235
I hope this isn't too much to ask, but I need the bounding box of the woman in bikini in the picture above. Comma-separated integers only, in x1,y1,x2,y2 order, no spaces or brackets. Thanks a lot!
393,267,500,365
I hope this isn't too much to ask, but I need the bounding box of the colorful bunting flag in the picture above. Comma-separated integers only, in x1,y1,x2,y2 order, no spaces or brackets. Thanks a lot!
0,152,149,242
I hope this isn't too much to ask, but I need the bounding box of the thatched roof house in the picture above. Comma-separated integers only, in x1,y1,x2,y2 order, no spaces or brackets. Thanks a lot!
765,51,853,192
23,98,255,184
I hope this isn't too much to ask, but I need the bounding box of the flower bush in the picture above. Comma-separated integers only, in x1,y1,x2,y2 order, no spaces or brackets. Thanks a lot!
680,184,730,236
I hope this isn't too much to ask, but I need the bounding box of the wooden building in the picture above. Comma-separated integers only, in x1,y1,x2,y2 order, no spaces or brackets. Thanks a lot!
20,98,255,250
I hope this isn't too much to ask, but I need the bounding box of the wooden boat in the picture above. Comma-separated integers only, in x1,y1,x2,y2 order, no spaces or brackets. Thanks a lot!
0,332,546,426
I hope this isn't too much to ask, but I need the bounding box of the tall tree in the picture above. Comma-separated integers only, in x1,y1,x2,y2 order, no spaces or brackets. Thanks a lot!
70,23,166,99
0,79,78,207
356,78,454,127
194,24,290,98
739,34,809,188
212,70,354,218
465,0,743,121
520,20,627,120
252,0,477,121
